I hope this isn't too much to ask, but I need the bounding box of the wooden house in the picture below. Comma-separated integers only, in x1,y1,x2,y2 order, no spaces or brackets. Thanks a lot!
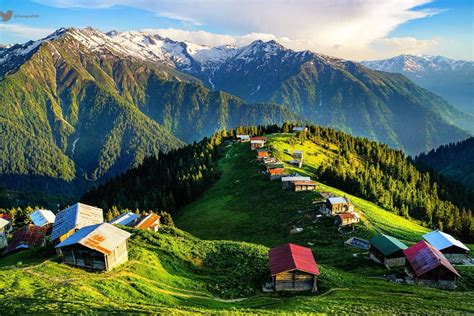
293,150,304,160
134,213,161,232
293,180,316,192
262,157,278,165
369,234,408,268
423,230,469,264
404,241,459,289
236,134,250,142
109,212,139,227
268,168,285,180
256,148,270,159
51,203,104,242
2,224,48,256
281,176,311,189
268,243,320,292
250,137,267,150
30,209,56,227
56,223,131,272
289,159,302,168
323,197,354,215
0,217,12,236
265,162,284,170
334,213,360,227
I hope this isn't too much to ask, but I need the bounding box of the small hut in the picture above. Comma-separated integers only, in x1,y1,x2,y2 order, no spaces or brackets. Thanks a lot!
30,210,56,227
369,234,407,268
109,212,139,227
289,159,303,168
56,223,131,271
293,150,304,160
323,197,354,215
2,224,48,255
256,148,270,159
236,135,250,142
250,137,267,150
292,127,308,132
134,213,161,232
404,241,459,289
268,168,285,180
268,243,320,292
281,176,311,190
294,180,316,192
423,230,469,264
334,213,360,227
51,203,104,242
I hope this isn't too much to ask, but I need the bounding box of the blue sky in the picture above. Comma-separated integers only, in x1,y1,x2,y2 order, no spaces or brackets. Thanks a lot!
0,0,472,60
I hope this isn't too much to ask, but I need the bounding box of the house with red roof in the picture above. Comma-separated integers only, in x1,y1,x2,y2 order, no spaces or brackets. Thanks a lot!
403,240,460,289
268,243,320,292
2,224,48,256
250,137,267,150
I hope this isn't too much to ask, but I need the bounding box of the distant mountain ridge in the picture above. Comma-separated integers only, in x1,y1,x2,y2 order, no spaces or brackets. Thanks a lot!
362,54,474,117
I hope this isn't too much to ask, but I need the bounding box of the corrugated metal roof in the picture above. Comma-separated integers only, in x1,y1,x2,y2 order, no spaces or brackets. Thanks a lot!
134,213,161,230
109,212,138,226
369,234,407,256
294,180,316,185
337,213,358,220
0,214,12,221
281,176,311,182
269,168,285,175
51,203,104,241
269,243,320,276
250,137,267,141
30,210,56,227
328,197,350,205
56,223,131,255
3,224,48,255
423,230,469,252
0,218,9,229
404,240,459,277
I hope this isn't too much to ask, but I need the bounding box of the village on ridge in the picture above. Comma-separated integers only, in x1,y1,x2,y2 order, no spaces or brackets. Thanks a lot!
0,127,470,292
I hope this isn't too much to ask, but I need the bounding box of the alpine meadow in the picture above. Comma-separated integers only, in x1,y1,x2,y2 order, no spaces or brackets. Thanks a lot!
1,1,473,314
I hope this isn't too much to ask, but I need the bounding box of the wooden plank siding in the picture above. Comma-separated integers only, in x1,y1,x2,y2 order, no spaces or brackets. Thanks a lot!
274,270,316,291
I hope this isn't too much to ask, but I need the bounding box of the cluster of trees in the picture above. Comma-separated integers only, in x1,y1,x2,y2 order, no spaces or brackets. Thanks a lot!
294,126,474,241
0,206,39,227
81,131,228,213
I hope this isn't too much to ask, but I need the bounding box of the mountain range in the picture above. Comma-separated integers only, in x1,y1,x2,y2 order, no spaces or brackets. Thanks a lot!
362,54,474,117
0,27,471,195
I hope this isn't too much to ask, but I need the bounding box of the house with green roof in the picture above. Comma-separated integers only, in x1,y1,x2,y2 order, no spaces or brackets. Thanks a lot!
369,234,408,269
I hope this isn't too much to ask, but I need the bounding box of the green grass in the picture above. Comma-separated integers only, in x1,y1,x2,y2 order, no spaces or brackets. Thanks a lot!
1,133,473,314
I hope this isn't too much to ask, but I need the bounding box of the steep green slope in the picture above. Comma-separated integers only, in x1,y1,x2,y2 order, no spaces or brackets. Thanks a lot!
0,30,295,198
416,137,474,190
1,225,472,314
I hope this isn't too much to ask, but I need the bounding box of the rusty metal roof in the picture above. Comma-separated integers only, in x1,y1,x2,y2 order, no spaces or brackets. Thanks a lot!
134,213,161,230
294,181,317,186
268,168,285,175
0,214,12,222
3,224,48,255
337,213,358,220
268,243,320,276
404,240,459,278
56,223,131,255
51,203,104,241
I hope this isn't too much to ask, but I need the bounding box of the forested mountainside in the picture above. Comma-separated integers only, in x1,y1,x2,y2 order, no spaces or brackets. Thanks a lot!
416,137,474,191
362,55,474,116
0,29,293,196
178,40,471,154
5,27,468,156
83,124,473,241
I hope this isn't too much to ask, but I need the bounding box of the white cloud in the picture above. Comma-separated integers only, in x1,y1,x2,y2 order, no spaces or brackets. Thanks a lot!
0,24,54,41
34,0,443,60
